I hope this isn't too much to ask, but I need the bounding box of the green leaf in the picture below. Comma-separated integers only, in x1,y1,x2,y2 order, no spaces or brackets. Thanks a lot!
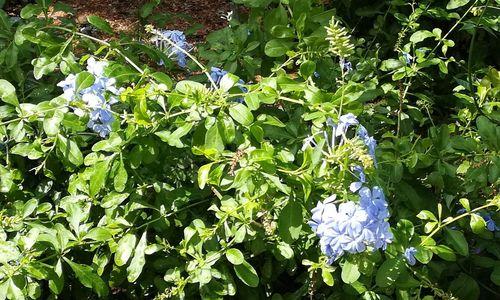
270,25,295,38
32,57,57,80
20,4,42,19
380,59,404,71
114,159,128,192
5,43,18,69
43,110,64,136
0,241,21,264
127,231,147,282
322,269,334,287
276,242,294,259
431,245,457,261
87,15,113,34
7,277,24,300
491,266,500,286
84,228,112,242
375,258,404,288
204,122,224,151
57,134,83,166
101,192,129,209
155,123,193,148
278,201,303,243
477,116,500,150
262,173,290,194
64,259,108,297
409,30,434,44
444,228,469,256
449,273,480,300
229,103,254,126
0,79,19,106
139,1,159,18
470,213,487,234
416,210,437,221
115,233,137,266
341,261,361,284
75,71,95,93
198,163,214,189
151,72,173,89
22,199,38,218
446,0,471,10
299,60,316,78
217,113,235,144
264,39,294,57
226,248,244,265
234,261,259,287
92,133,123,152
90,159,110,197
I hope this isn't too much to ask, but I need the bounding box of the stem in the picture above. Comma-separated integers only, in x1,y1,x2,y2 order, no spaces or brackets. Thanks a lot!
420,202,496,245
465,0,499,124
337,60,346,117
0,105,68,127
428,0,479,57
397,81,410,137
48,26,145,74
278,96,304,105
135,198,211,230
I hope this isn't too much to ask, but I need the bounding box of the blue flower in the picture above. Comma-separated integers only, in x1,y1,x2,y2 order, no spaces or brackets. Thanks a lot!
88,107,114,138
349,165,366,192
308,195,338,234
359,186,389,221
309,188,393,263
357,125,377,165
210,67,247,102
402,52,413,65
359,186,392,249
335,113,359,137
404,247,417,265
339,58,352,73
153,30,189,68
482,213,500,232
210,67,228,85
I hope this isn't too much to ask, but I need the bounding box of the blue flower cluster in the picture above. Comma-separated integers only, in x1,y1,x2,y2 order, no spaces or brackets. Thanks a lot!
308,187,393,263
58,57,120,137
308,114,393,263
153,30,189,68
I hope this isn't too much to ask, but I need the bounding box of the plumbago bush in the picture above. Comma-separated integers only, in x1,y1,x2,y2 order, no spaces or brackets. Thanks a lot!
0,0,499,299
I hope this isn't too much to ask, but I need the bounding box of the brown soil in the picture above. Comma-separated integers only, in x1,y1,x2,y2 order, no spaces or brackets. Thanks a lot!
63,0,231,37
5,0,232,39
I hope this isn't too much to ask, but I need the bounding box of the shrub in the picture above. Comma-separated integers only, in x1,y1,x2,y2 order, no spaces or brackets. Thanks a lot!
0,0,499,299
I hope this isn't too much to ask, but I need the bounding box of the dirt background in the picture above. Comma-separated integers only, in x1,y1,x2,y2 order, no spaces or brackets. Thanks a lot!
5,0,234,39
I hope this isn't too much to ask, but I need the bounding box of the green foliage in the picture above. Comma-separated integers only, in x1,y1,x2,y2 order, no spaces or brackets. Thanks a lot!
0,0,499,299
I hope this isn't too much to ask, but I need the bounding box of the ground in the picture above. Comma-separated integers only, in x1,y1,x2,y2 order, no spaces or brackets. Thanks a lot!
6,0,234,39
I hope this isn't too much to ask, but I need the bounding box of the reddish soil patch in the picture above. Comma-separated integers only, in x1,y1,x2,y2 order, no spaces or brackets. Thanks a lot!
5,0,233,39
67,0,232,39
65,0,145,33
